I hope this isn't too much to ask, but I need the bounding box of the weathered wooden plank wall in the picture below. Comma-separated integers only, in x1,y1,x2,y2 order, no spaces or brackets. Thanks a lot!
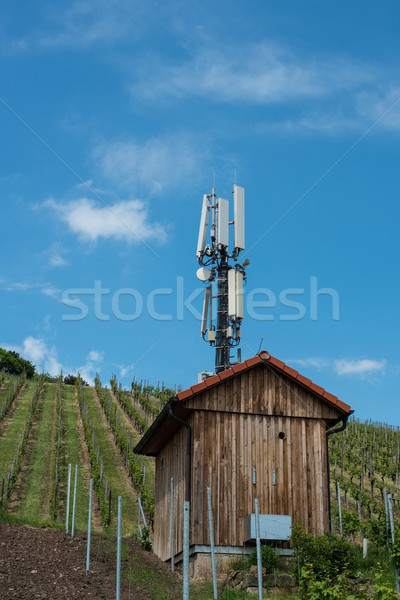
154,425,186,560
185,365,339,421
153,364,339,561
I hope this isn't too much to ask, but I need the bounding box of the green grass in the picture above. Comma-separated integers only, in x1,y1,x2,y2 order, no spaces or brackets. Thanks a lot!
351,544,396,587
0,380,38,479
0,375,17,404
0,507,65,530
190,583,296,599
84,386,140,536
59,383,92,532
16,383,57,522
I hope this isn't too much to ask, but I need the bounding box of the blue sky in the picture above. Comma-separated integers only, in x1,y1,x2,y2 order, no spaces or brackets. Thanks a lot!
1,0,399,424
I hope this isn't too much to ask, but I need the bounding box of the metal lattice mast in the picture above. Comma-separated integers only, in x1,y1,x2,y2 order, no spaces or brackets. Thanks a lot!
196,183,248,374
215,257,230,373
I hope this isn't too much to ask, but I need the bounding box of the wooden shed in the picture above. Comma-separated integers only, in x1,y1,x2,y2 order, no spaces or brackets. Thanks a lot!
134,350,352,574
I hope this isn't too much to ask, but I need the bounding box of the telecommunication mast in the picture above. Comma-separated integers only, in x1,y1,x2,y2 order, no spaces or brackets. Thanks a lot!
196,184,249,374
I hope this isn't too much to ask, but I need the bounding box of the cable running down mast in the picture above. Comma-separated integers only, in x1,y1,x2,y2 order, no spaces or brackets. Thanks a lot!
196,183,248,374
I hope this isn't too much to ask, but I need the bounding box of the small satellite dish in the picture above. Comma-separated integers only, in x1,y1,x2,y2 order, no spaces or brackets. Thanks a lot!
196,267,212,282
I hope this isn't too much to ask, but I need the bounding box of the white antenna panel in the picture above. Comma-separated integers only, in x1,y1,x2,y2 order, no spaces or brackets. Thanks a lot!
209,285,213,329
196,195,210,258
217,197,229,247
235,270,244,319
201,286,211,334
233,185,245,251
228,269,236,317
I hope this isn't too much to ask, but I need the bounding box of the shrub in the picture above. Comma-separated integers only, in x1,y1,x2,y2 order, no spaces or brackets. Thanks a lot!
291,522,355,581
341,509,360,536
248,545,279,574
362,513,388,549
140,526,152,552
298,564,356,600
298,563,397,600
0,348,36,379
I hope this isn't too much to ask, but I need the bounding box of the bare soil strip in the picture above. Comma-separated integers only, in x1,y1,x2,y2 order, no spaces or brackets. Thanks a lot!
0,522,184,600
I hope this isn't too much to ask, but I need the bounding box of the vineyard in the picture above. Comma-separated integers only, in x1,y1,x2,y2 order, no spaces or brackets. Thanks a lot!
329,418,400,542
0,372,189,599
1,368,400,598
0,374,177,531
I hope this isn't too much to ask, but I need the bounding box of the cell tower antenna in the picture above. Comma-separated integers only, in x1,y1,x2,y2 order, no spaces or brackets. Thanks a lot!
195,181,247,374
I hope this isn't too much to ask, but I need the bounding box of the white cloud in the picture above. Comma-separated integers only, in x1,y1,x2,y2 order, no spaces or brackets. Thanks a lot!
41,286,62,299
258,112,364,136
257,88,400,136
2,337,105,382
87,350,104,363
22,337,48,364
286,357,331,370
356,87,400,131
2,336,62,377
78,350,104,385
128,38,400,137
10,0,150,51
42,243,68,267
130,42,375,106
7,282,32,291
334,358,387,377
287,356,388,379
49,254,67,267
42,197,167,245
0,280,61,299
92,133,206,192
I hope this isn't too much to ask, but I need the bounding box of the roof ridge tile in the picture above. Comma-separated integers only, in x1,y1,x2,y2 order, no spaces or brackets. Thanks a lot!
175,350,350,415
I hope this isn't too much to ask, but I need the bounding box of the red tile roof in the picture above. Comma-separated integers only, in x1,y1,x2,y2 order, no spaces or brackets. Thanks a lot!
176,350,351,414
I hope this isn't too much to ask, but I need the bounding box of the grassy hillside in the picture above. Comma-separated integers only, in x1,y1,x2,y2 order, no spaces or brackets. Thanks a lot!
1,373,400,598
329,417,400,544
0,375,157,530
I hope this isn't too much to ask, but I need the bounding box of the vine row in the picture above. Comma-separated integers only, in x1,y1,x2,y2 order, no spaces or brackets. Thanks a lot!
0,376,44,508
96,375,154,521
110,377,149,434
0,373,26,422
77,378,111,526
50,376,63,519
